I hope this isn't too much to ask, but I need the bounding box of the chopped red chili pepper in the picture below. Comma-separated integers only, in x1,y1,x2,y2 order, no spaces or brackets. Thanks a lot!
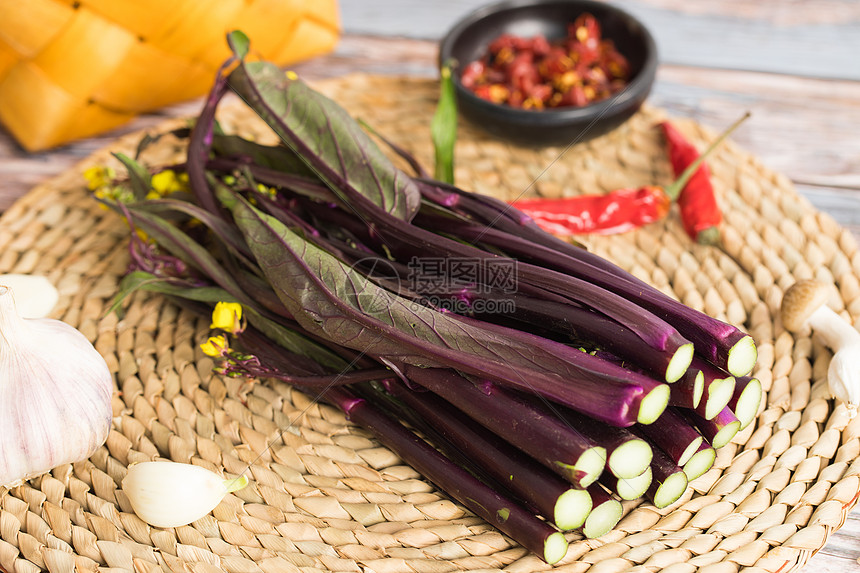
460,12,630,110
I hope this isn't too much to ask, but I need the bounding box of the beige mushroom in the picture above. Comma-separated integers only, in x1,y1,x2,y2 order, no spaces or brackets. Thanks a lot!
781,279,860,415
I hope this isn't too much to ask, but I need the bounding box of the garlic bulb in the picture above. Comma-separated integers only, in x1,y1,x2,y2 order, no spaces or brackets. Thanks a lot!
122,461,249,527
0,274,59,318
0,285,113,487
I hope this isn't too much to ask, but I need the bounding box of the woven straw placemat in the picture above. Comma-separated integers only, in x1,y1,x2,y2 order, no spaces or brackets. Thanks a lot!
2,74,860,573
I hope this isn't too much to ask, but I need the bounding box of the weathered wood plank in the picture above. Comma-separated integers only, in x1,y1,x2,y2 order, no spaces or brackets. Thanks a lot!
337,0,860,79
651,65,860,189
1,35,857,214
813,509,860,571
298,37,860,190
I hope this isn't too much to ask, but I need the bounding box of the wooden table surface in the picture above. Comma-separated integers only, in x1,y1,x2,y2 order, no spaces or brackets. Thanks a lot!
1,1,859,570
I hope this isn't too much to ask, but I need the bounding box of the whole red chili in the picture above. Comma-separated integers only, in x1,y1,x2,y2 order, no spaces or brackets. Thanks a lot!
509,113,749,237
660,122,720,244
660,113,750,245
510,187,670,235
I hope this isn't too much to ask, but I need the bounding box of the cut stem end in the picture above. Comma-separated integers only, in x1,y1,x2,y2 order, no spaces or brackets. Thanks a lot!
666,343,694,383
735,378,763,430
614,467,652,501
554,488,592,531
711,420,741,449
704,377,736,420
544,531,569,564
583,497,623,539
651,471,688,509
683,446,716,481
637,384,671,425
726,335,757,377
608,439,653,480
576,447,609,488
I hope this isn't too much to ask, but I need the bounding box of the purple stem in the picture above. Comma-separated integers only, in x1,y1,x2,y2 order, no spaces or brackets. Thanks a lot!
669,367,704,409
326,386,567,563
187,63,233,214
382,379,587,528
415,185,752,372
633,408,703,466
496,294,691,382
682,406,740,448
402,366,606,487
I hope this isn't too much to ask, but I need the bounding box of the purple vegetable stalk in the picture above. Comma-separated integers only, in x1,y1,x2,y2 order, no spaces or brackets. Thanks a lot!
225,186,670,427
690,358,736,421
326,386,569,564
555,407,653,479
633,408,704,467
482,293,694,383
646,443,688,509
669,367,704,409
381,379,592,530
729,375,763,430
413,192,757,377
402,366,607,488
683,406,741,449
583,484,623,539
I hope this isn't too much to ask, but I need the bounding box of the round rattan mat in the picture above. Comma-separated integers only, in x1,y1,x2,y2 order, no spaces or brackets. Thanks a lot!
2,74,860,573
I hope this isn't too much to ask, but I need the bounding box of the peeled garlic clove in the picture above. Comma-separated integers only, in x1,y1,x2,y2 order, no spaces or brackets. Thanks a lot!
0,274,59,318
0,286,113,488
828,347,860,417
122,461,249,527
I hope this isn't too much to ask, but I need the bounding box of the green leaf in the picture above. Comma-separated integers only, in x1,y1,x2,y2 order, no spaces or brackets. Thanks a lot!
113,152,152,200
212,132,315,176
431,62,458,184
226,59,421,221
227,30,250,60
219,185,656,424
113,271,346,369
123,204,261,313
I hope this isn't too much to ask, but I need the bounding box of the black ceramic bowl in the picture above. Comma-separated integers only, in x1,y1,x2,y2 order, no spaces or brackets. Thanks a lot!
439,0,658,146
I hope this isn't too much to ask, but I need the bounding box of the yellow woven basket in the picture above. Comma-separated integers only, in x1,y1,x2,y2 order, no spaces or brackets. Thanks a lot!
0,0,340,151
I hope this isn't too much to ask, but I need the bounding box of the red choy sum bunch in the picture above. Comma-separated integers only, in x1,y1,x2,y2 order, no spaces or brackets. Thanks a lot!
460,13,631,110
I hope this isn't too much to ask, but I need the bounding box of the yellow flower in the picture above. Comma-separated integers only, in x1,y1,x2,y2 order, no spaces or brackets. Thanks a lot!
93,183,135,205
256,183,277,198
286,70,298,80
134,228,150,243
200,335,230,357
149,169,188,199
210,302,244,333
83,166,116,191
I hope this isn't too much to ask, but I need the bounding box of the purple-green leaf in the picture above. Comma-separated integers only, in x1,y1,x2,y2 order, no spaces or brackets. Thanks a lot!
226,60,421,221
220,185,668,426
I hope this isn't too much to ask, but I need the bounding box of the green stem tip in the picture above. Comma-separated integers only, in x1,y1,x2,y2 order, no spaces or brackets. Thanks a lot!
225,474,249,493
664,111,751,201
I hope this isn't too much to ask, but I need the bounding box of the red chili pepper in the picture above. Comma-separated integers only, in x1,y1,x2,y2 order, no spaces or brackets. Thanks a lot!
509,113,750,238
660,121,721,245
660,113,750,245
510,186,671,235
